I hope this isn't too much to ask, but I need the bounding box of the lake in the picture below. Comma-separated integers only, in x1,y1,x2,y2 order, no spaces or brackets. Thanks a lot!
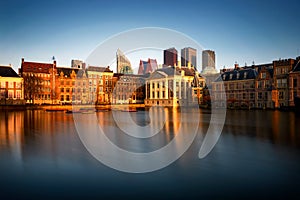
0,108,300,199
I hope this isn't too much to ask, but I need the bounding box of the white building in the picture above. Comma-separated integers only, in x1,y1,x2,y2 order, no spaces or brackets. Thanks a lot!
145,63,205,107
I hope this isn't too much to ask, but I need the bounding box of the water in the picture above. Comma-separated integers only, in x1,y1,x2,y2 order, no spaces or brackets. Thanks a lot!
0,109,300,199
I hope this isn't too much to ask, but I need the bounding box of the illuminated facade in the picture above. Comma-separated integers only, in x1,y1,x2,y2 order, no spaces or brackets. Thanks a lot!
213,66,257,109
20,58,56,104
112,74,147,104
145,63,205,107
0,65,24,105
273,58,295,108
86,66,114,104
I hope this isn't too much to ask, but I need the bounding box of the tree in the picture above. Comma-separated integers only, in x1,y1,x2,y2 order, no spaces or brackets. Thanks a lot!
22,73,43,104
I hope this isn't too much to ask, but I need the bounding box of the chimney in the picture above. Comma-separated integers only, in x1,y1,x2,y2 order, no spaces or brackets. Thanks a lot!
188,62,191,69
178,60,181,68
234,63,239,69
53,60,57,68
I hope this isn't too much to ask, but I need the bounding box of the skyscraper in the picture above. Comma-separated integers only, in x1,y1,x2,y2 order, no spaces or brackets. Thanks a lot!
116,49,133,74
202,50,215,71
181,47,197,69
163,47,178,67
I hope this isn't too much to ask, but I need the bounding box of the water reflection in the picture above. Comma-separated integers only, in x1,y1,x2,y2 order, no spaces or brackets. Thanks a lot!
0,109,300,198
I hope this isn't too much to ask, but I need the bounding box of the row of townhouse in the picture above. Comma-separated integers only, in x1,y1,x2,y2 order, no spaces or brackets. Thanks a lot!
212,57,300,109
16,58,205,106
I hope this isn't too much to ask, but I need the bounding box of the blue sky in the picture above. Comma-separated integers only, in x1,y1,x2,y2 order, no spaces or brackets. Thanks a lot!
0,0,299,72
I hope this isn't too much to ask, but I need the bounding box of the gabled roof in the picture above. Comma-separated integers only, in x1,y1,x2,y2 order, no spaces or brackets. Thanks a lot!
0,66,20,77
292,59,300,72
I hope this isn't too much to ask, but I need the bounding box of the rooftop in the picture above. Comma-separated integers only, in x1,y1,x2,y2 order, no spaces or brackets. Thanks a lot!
0,66,20,77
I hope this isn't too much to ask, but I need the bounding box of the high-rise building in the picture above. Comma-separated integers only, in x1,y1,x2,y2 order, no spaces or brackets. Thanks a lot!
164,47,178,67
116,49,133,74
181,47,197,69
71,60,84,69
138,58,158,75
202,50,215,71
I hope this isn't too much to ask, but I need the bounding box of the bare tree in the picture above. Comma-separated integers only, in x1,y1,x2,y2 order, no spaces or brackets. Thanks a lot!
22,73,43,104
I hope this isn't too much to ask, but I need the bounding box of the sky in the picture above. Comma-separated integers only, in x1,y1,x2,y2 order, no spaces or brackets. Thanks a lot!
0,0,299,72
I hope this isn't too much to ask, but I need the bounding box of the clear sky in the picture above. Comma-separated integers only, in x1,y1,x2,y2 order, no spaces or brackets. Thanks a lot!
1,0,299,72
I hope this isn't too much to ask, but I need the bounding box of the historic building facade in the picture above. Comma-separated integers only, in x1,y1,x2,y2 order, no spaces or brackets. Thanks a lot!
254,64,274,109
112,74,147,104
86,66,114,104
289,57,300,107
144,65,205,107
20,58,56,104
213,67,257,109
0,65,24,105
273,58,295,108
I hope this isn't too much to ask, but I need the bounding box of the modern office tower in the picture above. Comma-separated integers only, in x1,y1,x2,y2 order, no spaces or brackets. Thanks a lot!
164,47,178,67
181,47,197,68
116,48,133,74
202,50,215,71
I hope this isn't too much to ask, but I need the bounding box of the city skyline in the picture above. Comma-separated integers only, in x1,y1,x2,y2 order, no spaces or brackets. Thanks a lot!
1,0,300,72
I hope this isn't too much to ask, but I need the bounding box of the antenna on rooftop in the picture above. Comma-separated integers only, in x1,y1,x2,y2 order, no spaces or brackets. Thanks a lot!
52,56,56,61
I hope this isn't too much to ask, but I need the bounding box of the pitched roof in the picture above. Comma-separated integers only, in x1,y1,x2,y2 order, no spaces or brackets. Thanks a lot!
215,68,258,82
57,67,79,77
292,59,300,72
87,66,112,73
21,61,54,74
0,66,20,77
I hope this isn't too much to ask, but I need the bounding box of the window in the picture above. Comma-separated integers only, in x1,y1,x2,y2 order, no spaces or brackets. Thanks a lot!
16,82,21,89
8,90,14,98
279,91,284,100
66,88,70,93
282,79,287,87
16,90,21,99
294,79,298,88
237,73,240,79
244,72,247,79
229,74,233,80
8,82,14,88
258,92,262,99
0,82,5,88
277,79,281,88
60,88,64,92
261,72,266,79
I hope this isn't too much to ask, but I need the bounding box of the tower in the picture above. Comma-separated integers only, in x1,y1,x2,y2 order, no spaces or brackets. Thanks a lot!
163,47,178,67
116,49,133,74
202,50,215,71
181,47,197,69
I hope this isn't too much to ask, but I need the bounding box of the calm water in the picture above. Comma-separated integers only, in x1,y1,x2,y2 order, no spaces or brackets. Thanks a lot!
0,108,300,199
